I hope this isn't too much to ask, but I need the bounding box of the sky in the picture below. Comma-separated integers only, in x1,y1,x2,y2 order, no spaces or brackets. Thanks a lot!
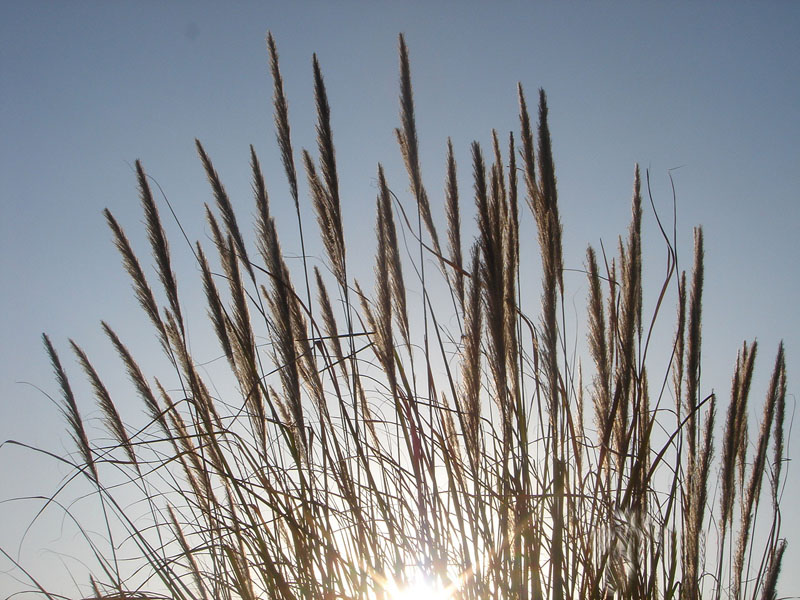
1,1,798,597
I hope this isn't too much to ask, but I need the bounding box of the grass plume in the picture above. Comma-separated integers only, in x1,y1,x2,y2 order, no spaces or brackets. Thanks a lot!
7,34,791,600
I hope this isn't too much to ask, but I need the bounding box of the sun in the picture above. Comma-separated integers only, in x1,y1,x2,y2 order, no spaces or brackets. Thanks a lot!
387,576,454,600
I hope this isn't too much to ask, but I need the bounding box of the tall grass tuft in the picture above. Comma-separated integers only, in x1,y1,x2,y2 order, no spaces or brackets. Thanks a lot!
5,34,790,600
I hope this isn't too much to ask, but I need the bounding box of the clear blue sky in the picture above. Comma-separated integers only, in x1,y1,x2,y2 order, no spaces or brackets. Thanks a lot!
2,1,798,597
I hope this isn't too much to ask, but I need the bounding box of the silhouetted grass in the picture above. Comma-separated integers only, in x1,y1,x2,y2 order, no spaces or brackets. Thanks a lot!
4,34,789,600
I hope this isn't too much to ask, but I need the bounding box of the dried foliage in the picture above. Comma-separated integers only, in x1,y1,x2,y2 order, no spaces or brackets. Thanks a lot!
5,34,789,600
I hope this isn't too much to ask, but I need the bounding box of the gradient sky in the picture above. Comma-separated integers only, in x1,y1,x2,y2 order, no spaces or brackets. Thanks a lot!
2,2,798,597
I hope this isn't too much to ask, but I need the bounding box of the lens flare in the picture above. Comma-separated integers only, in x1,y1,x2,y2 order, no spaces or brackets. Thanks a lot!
387,575,453,600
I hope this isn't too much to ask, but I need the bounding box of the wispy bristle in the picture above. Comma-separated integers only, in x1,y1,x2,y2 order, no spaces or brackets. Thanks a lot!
397,34,443,264
536,89,563,293
43,334,97,481
197,243,234,366
685,228,704,467
685,392,715,600
261,215,306,452
104,209,171,360
221,232,266,448
720,341,756,534
772,342,787,506
507,131,519,264
312,53,347,292
518,83,536,193
313,54,341,228
673,270,687,421
445,138,464,310
587,246,611,438
314,266,346,379
491,130,506,206
304,149,345,287
473,141,507,408
613,166,643,468
378,165,409,348
102,321,166,435
196,140,254,282
267,32,298,206
70,340,137,469
750,345,785,510
460,247,483,466
681,230,705,599
761,540,787,600
250,144,271,244
733,343,785,599
221,233,255,369
136,160,184,334
374,189,395,390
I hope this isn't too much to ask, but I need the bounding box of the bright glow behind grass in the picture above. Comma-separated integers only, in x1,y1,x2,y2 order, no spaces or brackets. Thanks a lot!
387,575,454,600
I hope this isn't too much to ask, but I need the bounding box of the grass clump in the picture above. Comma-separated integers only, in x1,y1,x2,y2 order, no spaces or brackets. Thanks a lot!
3,34,789,600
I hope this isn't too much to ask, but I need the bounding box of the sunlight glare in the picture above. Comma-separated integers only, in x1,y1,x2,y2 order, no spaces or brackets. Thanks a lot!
388,577,453,600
